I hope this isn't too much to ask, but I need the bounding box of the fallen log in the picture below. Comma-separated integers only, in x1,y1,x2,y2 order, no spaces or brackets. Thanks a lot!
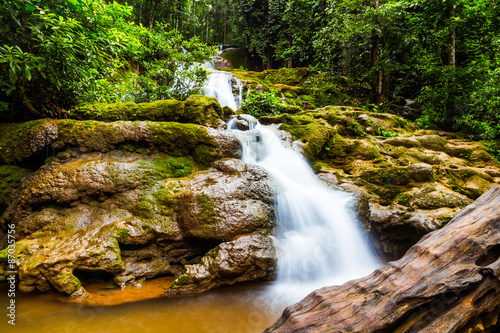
266,186,500,333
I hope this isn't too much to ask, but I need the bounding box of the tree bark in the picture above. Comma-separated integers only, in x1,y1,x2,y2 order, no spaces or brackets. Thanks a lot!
444,3,457,130
369,0,384,105
223,11,227,46
266,186,500,333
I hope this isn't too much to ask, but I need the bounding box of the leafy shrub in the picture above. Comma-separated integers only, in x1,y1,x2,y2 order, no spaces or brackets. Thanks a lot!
241,91,287,118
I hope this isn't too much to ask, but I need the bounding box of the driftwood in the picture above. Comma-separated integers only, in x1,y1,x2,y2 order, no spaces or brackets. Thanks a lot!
266,186,500,333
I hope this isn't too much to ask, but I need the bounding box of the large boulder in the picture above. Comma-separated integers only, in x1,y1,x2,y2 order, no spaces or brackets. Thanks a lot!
165,234,276,295
175,158,275,242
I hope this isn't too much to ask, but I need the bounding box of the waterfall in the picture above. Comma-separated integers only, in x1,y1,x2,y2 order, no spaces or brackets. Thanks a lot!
202,71,242,110
201,50,243,110
228,118,381,302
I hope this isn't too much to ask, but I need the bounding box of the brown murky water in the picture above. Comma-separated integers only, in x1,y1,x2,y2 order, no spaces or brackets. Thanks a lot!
0,279,286,333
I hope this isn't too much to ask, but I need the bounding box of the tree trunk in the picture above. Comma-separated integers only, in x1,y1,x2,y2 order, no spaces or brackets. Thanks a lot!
266,46,273,70
206,13,209,42
287,37,293,69
138,0,143,26
369,0,384,105
223,11,227,46
266,186,500,333
444,3,457,130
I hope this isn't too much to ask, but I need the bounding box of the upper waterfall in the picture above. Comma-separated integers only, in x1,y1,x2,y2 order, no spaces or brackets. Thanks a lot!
202,49,242,110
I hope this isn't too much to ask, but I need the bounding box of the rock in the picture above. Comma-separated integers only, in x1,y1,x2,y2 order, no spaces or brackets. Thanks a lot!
228,114,258,131
67,97,226,128
266,186,500,333
213,55,232,68
182,95,225,128
0,119,225,166
0,120,270,296
369,202,459,259
175,159,275,242
383,136,422,148
165,234,276,295
265,107,500,259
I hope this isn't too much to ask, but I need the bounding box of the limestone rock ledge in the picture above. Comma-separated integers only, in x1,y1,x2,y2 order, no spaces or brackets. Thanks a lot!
165,234,276,295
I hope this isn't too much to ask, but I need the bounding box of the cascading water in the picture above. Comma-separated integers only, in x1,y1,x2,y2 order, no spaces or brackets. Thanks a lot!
202,71,242,110
202,48,243,110
228,118,381,303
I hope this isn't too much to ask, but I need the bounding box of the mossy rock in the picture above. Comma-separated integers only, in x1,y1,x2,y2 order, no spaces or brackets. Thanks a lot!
68,100,185,122
396,186,473,210
0,119,58,164
313,112,367,137
259,68,310,86
0,165,31,207
281,119,335,160
182,95,224,127
274,84,305,96
414,135,448,151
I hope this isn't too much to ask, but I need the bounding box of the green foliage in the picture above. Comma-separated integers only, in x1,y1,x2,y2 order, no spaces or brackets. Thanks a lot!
241,91,287,118
0,0,214,120
483,140,500,163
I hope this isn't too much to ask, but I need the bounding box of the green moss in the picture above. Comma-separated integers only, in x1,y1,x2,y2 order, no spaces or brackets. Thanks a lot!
0,165,31,206
68,100,185,122
146,122,218,164
0,119,53,163
54,268,82,294
170,274,190,287
362,167,411,186
396,193,410,206
317,112,367,137
182,95,223,127
415,135,448,151
260,68,310,86
110,226,130,240
196,193,219,224
153,156,195,178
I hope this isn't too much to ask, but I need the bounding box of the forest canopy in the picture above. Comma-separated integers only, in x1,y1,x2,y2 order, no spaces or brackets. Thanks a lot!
0,0,499,142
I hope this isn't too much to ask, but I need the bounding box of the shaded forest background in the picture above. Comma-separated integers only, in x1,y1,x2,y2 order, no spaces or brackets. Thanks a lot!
1,0,499,148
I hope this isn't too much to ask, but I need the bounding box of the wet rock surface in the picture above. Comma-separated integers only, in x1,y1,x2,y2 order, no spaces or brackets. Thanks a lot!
165,234,276,295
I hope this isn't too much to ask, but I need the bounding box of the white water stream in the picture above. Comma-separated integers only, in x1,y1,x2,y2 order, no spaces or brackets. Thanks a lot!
202,70,242,110
228,119,381,303
202,47,243,110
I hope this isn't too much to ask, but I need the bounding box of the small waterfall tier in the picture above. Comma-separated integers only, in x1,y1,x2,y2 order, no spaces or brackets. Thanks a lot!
202,70,242,110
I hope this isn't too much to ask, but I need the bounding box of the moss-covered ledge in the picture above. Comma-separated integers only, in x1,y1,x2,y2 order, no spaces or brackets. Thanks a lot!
66,95,226,128
0,119,225,165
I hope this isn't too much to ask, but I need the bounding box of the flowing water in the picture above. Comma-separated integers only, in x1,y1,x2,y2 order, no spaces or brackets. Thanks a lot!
0,65,381,332
202,48,243,110
227,119,380,303
202,70,242,110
